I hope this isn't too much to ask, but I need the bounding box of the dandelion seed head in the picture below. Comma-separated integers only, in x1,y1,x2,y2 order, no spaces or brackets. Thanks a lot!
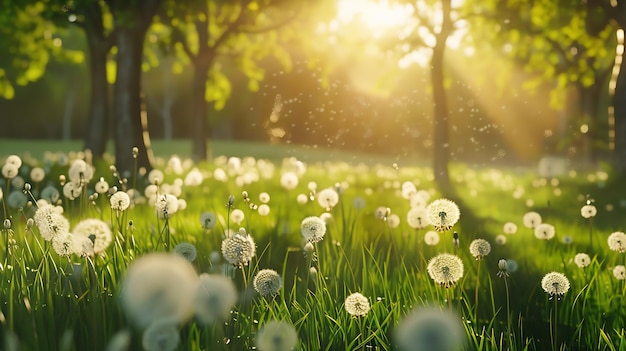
230,209,245,225
62,182,82,200
68,159,93,184
424,231,440,246
259,192,270,203
394,306,466,351
387,213,400,228
280,172,299,190
407,206,429,229
581,204,597,219
258,204,271,216
72,235,95,257
2,163,19,179
503,222,517,234
256,320,298,351
194,273,238,325
562,235,573,245
300,216,326,243
613,265,626,280
34,204,70,241
608,231,626,253
221,232,256,267
120,253,198,329
574,253,591,268
352,196,366,210
174,242,197,262
253,269,282,297
148,169,164,185
296,193,308,204
72,218,112,254
52,232,74,257
523,211,542,228
534,223,555,240
425,199,460,232
427,253,464,288
142,318,180,351
105,329,131,351
469,238,491,260
541,272,570,298
6,191,27,209
344,292,370,317
317,187,339,211
110,191,131,212
155,194,179,220
495,234,507,245
4,155,22,168
182,168,204,186
199,211,216,229
11,176,24,190
95,177,109,194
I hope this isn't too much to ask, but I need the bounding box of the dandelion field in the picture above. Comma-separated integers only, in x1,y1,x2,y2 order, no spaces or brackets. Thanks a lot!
1,143,626,351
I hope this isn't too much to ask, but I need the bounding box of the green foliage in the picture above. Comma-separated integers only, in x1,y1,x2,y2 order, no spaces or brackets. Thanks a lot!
470,0,617,110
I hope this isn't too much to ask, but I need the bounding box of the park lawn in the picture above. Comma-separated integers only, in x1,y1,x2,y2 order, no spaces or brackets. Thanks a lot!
0,139,624,351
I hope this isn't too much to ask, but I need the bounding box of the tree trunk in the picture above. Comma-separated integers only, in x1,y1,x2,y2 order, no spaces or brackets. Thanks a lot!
84,40,109,158
162,64,174,140
614,49,626,174
191,58,211,161
113,27,153,178
82,2,111,160
431,0,452,187
62,81,75,140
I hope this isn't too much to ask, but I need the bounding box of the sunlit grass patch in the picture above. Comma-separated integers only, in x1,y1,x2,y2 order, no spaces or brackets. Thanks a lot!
0,143,625,350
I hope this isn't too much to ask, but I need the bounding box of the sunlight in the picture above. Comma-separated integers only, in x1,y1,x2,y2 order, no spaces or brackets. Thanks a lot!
336,0,414,34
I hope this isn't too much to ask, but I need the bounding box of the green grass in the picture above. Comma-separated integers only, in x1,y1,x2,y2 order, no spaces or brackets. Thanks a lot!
0,140,625,351
0,139,426,166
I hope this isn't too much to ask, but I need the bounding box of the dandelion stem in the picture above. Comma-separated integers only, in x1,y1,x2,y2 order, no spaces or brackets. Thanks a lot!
474,259,481,326
551,298,558,351
503,276,512,347
589,218,593,252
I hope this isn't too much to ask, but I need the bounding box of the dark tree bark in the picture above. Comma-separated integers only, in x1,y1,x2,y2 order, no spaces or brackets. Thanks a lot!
614,51,626,173
191,58,212,161
107,0,161,178
431,0,453,187
84,43,109,158
112,26,153,177
611,2,626,174
190,14,214,162
79,2,114,160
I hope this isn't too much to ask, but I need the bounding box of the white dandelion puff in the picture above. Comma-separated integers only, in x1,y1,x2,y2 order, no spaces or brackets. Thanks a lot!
344,292,370,317
253,269,282,297
425,199,460,232
300,216,326,243
541,272,570,298
194,274,238,326
120,253,198,329
427,253,464,288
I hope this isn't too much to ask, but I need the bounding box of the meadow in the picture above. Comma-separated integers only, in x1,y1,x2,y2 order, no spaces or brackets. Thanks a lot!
0,140,625,351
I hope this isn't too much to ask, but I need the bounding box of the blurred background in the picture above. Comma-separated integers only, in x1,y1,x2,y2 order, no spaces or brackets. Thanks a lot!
0,0,622,172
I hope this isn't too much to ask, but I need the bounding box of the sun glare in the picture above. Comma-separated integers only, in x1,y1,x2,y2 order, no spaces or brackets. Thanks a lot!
336,0,414,34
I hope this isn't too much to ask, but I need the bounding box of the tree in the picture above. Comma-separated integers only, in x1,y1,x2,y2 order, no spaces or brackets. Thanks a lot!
105,0,162,176
164,0,317,161
388,0,466,187
55,0,116,159
471,0,616,165
592,1,626,174
0,2,82,100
